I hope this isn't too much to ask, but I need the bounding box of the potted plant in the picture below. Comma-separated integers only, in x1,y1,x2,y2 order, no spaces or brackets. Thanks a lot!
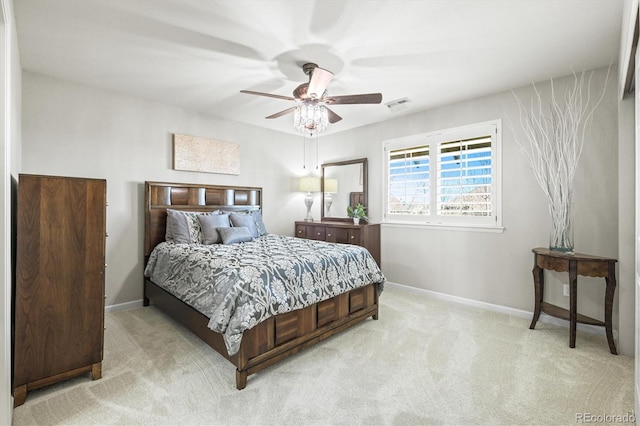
347,203,368,225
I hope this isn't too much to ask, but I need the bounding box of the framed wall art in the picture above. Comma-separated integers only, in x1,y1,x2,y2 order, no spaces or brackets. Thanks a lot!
173,133,240,175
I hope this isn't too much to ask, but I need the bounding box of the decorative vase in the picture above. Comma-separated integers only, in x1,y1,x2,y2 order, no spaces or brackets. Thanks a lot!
512,70,611,259
549,203,574,254
353,217,360,225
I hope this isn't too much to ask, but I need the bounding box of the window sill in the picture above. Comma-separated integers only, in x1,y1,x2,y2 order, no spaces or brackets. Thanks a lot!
381,221,505,233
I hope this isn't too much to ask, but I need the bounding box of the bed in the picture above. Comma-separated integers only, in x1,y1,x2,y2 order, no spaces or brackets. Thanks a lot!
143,181,384,389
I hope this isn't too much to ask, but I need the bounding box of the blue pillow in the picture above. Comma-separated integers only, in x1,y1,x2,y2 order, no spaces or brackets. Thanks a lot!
218,227,254,244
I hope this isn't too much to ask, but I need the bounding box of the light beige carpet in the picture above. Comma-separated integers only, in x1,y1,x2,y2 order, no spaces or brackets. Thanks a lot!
12,288,634,425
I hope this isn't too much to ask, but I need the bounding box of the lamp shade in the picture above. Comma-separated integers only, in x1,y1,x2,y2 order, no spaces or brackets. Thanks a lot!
298,176,321,193
323,178,338,193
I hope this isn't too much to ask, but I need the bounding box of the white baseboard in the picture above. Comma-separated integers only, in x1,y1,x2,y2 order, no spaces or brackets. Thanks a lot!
385,281,611,338
105,299,144,313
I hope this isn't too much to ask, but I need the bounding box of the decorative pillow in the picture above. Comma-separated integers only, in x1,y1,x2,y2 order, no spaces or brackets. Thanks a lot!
250,210,268,236
218,227,254,245
166,209,191,243
230,213,260,238
184,213,203,243
198,213,230,244
166,209,220,244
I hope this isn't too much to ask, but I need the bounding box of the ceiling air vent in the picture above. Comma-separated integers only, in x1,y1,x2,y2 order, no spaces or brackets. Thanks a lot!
385,97,412,113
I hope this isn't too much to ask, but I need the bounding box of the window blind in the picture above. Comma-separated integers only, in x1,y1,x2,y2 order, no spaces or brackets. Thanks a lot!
387,145,430,215
437,135,492,216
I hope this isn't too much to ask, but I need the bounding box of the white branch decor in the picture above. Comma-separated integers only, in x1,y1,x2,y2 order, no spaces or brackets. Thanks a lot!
513,68,610,253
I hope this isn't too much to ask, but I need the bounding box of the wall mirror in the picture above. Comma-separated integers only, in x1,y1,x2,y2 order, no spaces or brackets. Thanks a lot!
321,158,368,222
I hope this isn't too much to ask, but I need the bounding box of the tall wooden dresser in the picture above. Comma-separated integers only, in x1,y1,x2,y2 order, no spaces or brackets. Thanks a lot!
13,174,106,407
295,221,381,266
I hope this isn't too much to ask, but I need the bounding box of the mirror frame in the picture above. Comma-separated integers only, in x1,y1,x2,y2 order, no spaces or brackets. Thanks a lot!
321,158,368,223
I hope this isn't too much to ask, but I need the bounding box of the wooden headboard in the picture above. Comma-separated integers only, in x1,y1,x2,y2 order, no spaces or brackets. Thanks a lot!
144,181,262,257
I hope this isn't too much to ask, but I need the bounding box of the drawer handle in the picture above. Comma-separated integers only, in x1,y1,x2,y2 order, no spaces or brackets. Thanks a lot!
327,233,331,237
298,230,302,234
317,232,321,236
350,236,355,239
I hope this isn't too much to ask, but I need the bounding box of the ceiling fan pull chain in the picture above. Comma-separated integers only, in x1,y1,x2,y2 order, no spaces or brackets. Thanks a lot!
315,134,319,170
302,134,307,170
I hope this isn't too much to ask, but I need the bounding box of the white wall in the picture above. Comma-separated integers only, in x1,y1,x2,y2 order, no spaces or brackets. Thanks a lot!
1,0,20,419
319,67,629,354
21,72,312,307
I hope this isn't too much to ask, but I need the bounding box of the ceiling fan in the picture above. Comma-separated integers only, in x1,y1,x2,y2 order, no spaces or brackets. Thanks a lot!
240,63,382,135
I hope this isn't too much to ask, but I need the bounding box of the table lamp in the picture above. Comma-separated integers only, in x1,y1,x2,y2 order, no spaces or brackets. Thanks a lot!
298,176,321,221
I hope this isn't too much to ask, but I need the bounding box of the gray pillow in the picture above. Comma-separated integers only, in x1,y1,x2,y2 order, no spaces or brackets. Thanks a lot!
230,213,260,238
166,209,191,243
198,213,230,244
218,227,253,244
166,209,220,243
250,210,268,236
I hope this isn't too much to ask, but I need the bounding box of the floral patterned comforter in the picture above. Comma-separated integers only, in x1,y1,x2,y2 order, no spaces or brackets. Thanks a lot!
144,234,385,355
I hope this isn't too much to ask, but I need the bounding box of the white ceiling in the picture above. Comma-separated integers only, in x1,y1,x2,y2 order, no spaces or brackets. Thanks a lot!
14,0,623,136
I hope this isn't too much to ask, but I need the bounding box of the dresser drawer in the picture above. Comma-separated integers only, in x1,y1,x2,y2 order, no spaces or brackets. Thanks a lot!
295,224,326,240
326,227,348,243
309,226,326,240
294,221,380,266
295,224,308,239
347,229,361,245
325,227,361,244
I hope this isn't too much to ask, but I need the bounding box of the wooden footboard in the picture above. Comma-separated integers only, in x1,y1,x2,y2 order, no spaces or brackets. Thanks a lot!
144,279,379,389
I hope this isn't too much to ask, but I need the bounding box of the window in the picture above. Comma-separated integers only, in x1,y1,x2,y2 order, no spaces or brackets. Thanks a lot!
384,120,501,228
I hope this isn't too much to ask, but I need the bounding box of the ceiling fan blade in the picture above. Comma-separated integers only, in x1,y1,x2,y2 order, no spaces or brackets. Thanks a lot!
240,90,296,102
325,93,383,105
326,108,342,123
265,107,297,119
307,67,333,99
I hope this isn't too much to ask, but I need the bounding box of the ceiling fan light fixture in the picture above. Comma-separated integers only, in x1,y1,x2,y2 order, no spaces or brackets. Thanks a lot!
294,102,328,136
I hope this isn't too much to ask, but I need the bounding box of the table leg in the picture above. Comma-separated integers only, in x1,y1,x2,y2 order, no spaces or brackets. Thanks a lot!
604,262,618,355
529,258,544,329
569,260,577,348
